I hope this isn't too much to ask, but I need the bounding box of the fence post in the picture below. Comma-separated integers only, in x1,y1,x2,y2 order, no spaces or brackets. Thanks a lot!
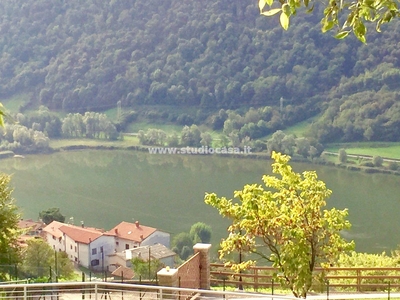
82,272,85,300
271,279,274,295
388,281,391,300
357,269,361,292
159,288,163,300
326,280,329,300
24,285,27,300
94,283,98,300
157,267,179,299
254,268,258,292
193,243,212,290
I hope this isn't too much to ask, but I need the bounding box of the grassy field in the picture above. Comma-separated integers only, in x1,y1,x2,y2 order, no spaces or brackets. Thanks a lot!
49,137,140,149
282,118,316,137
1,92,31,113
126,121,184,134
325,142,400,160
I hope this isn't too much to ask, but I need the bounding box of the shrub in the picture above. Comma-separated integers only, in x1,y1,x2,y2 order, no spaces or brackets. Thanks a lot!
372,156,384,167
338,149,347,163
388,161,399,170
360,161,375,167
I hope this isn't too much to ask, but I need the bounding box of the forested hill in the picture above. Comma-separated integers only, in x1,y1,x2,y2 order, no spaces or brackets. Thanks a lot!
1,0,400,142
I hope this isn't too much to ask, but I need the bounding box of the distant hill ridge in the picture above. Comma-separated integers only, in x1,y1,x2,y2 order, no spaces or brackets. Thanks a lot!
1,0,400,142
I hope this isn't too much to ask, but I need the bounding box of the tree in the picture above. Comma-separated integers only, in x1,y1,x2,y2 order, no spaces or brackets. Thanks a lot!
0,174,22,278
338,148,348,163
39,208,65,224
189,222,212,244
22,239,74,279
258,0,400,42
131,256,164,280
205,152,354,298
372,155,384,167
171,232,194,260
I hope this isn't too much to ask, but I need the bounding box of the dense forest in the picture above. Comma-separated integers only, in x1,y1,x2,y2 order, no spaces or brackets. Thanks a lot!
1,0,400,143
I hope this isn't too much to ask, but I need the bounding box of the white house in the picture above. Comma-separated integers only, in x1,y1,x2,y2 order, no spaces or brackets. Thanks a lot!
106,221,170,252
41,220,171,272
42,221,66,252
58,225,115,271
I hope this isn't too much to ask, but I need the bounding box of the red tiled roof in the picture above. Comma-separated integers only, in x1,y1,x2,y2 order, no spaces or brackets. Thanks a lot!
111,266,135,279
18,219,45,232
59,225,103,244
106,221,156,243
42,221,65,239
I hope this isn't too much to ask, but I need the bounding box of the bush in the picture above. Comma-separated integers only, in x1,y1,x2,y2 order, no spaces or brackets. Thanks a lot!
360,161,375,167
388,161,399,170
176,114,194,126
338,149,347,163
372,155,384,167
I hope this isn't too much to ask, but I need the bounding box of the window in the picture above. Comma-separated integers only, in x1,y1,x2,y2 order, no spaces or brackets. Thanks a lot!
75,246,77,252
92,248,97,255
52,235,56,240
75,257,78,262
70,245,72,250
91,259,99,266
125,244,129,250
116,241,119,246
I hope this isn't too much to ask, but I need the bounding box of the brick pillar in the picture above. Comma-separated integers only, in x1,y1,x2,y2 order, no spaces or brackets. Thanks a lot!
157,267,179,299
193,243,212,290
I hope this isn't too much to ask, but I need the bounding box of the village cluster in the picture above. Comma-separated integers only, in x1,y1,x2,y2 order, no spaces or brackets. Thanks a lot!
18,219,175,278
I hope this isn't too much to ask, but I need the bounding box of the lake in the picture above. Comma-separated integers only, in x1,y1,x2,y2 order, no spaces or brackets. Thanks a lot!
1,150,399,256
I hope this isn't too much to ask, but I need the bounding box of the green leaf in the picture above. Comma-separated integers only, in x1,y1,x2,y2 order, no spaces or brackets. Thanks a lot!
259,0,267,11
354,31,367,43
280,12,290,30
304,0,309,7
282,3,291,15
354,21,367,43
322,20,335,32
306,3,315,12
261,8,282,16
334,30,351,39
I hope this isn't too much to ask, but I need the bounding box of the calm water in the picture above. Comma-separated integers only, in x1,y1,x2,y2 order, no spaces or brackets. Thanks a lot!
1,150,399,255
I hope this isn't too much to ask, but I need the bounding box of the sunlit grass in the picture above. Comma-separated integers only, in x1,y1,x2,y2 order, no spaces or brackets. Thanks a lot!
103,107,119,121
1,92,31,113
283,116,318,137
325,142,400,160
49,137,140,149
126,121,184,134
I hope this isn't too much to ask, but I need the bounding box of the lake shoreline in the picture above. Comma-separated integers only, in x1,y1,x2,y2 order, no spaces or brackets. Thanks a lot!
3,141,400,177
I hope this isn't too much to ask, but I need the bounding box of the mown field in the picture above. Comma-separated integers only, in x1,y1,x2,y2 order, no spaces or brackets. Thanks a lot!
325,142,400,160
49,136,140,149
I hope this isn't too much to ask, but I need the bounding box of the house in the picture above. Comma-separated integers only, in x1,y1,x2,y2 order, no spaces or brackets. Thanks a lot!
106,221,171,252
17,219,46,247
41,220,172,272
42,221,66,252
18,219,45,237
108,243,176,272
58,224,115,271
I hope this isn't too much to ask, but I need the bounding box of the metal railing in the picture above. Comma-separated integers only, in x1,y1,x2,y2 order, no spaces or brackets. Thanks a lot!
1,281,400,299
211,264,400,293
0,281,294,300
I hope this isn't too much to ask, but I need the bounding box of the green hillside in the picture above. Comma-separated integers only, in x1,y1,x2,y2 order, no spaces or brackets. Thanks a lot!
0,0,399,144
